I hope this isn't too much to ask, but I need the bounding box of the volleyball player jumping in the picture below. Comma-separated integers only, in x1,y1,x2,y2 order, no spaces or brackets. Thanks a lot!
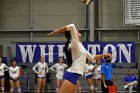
47,23,111,93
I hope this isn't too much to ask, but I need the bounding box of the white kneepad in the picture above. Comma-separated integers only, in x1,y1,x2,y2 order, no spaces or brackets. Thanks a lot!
90,85,94,90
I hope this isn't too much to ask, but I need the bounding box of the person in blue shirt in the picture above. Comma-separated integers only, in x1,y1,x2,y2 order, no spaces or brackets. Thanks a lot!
123,68,138,93
101,56,115,93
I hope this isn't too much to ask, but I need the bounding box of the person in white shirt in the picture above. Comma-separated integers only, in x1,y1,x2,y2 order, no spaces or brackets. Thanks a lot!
9,60,21,93
85,59,94,93
32,56,49,93
93,60,101,93
0,57,8,93
50,56,67,93
47,23,111,93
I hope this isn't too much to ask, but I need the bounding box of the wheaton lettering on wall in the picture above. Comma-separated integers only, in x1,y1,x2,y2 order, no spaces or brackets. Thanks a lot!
16,42,135,63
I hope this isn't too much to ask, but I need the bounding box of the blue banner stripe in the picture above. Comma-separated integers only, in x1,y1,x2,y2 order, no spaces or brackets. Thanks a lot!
16,42,135,63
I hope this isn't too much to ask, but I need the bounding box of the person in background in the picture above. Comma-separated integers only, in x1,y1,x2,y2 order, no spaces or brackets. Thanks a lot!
0,57,8,93
123,68,138,93
50,56,67,93
93,60,101,93
85,59,94,93
32,56,49,93
101,56,115,93
9,60,21,93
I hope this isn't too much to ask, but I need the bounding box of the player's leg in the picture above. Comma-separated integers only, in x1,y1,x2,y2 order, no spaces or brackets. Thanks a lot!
41,78,46,93
0,77,5,93
87,78,94,93
58,71,80,93
60,79,64,87
93,79,100,93
125,81,138,88
10,80,15,93
37,78,42,93
15,80,21,93
56,79,61,93
58,80,77,93
76,80,82,93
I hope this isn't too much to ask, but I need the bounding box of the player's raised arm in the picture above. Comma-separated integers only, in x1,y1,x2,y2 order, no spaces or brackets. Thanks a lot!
47,25,67,35
47,24,80,47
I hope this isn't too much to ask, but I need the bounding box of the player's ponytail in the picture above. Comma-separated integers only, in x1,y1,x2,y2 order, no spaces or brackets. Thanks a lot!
64,31,73,68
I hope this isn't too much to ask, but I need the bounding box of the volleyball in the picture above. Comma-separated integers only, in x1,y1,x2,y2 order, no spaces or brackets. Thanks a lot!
82,0,94,5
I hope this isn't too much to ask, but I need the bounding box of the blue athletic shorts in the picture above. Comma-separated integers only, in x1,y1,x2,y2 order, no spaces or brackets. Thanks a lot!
63,71,81,85
86,74,93,79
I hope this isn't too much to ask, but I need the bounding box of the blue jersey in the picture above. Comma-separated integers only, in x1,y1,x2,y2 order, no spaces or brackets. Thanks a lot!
123,75,137,83
101,62,112,80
